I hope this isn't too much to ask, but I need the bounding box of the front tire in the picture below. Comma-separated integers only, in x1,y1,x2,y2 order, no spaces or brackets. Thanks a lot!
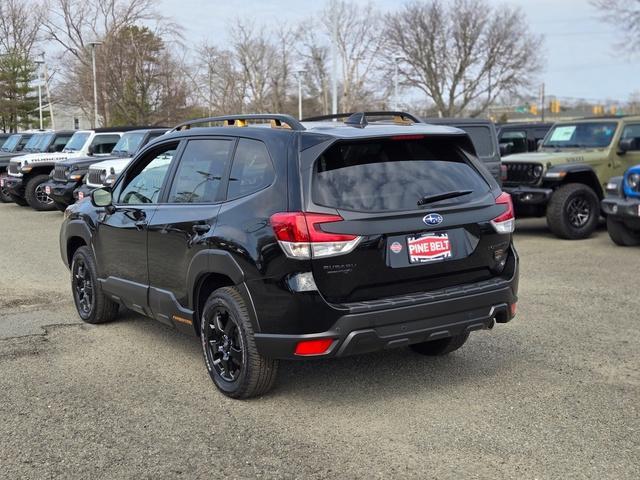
410,333,469,356
606,217,640,246
546,183,600,239
71,246,119,324
25,174,56,211
201,287,278,399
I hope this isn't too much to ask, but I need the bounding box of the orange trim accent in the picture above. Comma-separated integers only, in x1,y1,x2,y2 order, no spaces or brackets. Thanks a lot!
172,315,192,325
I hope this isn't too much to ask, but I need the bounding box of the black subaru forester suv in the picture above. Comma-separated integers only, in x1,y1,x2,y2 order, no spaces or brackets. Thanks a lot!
60,113,519,399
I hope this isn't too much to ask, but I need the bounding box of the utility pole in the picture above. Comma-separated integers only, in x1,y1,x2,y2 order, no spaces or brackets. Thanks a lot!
330,0,338,116
540,83,545,122
88,41,103,128
41,54,55,130
393,57,403,110
34,56,44,130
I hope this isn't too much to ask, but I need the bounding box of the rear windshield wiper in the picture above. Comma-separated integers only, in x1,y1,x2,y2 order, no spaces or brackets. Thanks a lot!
417,190,473,206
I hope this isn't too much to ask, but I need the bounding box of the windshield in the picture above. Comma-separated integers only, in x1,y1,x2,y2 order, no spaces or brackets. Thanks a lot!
543,122,618,149
1,135,20,152
112,132,145,156
63,132,91,152
24,134,44,151
35,133,55,152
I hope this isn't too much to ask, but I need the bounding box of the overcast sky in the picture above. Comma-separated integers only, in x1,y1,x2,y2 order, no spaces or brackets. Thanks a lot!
159,0,639,103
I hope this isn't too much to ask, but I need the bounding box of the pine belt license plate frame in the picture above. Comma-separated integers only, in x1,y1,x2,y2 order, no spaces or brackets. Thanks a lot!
386,228,474,268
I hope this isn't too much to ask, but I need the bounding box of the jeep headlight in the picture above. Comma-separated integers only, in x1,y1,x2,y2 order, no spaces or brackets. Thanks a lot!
67,166,83,181
104,174,116,186
627,173,640,192
21,161,32,173
533,165,543,178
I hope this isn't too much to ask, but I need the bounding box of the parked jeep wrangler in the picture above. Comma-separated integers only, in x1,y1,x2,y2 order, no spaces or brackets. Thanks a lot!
60,112,519,399
601,165,640,245
0,132,37,203
44,129,168,210
4,129,122,210
502,116,640,239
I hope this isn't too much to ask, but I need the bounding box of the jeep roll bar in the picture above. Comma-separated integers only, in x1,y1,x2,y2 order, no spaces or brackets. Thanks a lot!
171,114,306,132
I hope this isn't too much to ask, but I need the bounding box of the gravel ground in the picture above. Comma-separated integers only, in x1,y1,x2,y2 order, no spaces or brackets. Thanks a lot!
0,201,638,479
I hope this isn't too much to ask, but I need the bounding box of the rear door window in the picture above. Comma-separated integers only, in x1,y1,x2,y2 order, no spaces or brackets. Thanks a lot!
91,134,121,154
227,138,275,200
312,137,490,213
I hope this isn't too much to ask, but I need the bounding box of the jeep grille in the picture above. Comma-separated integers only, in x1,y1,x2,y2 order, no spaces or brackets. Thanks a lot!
503,162,543,186
53,165,67,181
8,163,20,175
87,168,104,186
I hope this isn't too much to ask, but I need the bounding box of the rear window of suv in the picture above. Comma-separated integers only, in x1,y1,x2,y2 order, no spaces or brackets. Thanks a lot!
312,136,490,213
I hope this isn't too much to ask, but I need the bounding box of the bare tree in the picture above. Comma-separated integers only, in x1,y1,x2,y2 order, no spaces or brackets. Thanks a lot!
193,44,245,116
295,27,330,115
385,0,543,117
591,0,640,51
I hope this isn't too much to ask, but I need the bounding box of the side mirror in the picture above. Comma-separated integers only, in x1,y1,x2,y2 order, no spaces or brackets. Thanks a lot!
87,145,95,156
91,188,113,209
499,143,511,156
618,138,634,155
537,139,544,149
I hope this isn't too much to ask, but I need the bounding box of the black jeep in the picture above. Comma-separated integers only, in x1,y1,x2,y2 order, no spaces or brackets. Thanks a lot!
60,113,519,398
497,122,553,157
44,128,168,210
0,132,35,203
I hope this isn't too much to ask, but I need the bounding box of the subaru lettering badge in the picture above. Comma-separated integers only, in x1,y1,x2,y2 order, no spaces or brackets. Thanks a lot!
423,213,443,226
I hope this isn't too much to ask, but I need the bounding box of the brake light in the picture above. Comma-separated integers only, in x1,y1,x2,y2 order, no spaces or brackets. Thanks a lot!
294,338,334,356
391,134,426,141
491,192,515,234
270,212,361,259
500,164,508,181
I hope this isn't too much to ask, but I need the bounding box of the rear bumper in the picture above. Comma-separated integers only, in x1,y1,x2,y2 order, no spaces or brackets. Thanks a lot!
254,249,519,360
2,176,25,197
44,179,80,206
601,197,640,226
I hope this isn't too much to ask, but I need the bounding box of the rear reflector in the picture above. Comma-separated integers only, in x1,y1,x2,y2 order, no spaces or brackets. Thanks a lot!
491,192,515,234
270,212,361,259
294,338,334,356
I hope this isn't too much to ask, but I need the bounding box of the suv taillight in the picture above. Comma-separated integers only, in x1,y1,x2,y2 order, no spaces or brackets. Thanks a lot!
270,212,361,259
491,192,515,234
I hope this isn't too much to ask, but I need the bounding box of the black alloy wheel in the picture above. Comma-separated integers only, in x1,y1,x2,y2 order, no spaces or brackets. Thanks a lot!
566,195,591,228
72,256,94,319
203,306,245,383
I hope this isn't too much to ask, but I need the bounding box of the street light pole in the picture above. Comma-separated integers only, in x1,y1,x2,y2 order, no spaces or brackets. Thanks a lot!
34,57,44,130
88,41,103,128
295,70,306,120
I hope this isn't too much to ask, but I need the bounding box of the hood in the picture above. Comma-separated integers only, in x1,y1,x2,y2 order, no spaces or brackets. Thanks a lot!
59,154,121,169
88,157,133,173
503,149,607,168
12,151,72,166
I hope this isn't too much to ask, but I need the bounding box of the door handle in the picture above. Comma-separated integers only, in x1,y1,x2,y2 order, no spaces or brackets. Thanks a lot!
192,224,211,235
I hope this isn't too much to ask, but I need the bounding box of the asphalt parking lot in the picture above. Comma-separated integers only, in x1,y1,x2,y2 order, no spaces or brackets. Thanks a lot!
0,202,638,479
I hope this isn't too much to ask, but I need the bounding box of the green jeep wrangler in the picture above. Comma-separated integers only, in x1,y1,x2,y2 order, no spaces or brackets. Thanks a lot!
502,116,640,239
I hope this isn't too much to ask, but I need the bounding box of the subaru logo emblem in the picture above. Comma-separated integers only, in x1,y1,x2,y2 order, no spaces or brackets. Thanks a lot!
423,213,443,226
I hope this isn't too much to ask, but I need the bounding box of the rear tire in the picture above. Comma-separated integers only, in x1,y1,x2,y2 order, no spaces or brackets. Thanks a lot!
25,174,56,211
71,246,119,324
9,193,28,206
410,333,469,356
201,287,278,399
606,217,640,246
546,183,600,239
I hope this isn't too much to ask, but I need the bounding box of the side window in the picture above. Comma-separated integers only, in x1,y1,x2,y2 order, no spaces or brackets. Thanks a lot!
167,139,233,204
91,134,121,154
117,143,177,205
53,135,72,152
622,124,640,150
227,138,275,200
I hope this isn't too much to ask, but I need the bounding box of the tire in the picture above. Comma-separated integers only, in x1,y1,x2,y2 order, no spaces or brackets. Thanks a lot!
25,174,56,211
410,333,469,356
200,286,278,399
54,201,68,212
9,193,28,206
546,183,600,239
606,217,640,246
70,246,119,324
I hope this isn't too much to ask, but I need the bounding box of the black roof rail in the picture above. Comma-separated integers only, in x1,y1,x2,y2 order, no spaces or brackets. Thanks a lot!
301,111,423,124
171,114,305,132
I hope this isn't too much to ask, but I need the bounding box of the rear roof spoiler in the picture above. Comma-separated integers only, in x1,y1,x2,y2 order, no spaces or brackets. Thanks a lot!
302,111,423,125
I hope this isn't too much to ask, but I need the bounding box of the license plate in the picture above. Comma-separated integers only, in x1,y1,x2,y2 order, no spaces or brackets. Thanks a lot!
407,233,452,264
78,191,84,200
45,186,51,195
